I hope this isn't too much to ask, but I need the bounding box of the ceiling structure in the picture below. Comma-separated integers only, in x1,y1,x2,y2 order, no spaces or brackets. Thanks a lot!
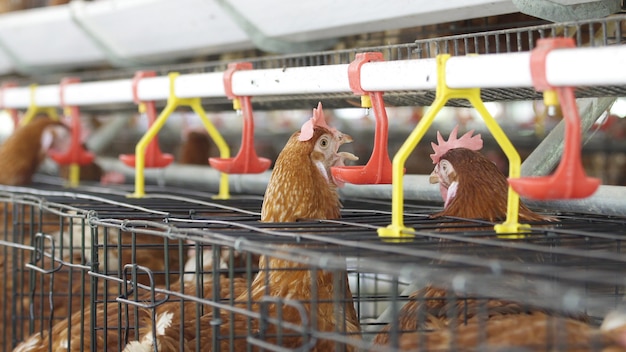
0,0,620,77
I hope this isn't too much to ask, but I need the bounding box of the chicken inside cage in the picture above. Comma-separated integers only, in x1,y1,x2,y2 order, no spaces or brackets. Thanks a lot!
1,4,626,352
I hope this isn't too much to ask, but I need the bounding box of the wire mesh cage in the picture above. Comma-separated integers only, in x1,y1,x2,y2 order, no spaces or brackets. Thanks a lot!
0,181,625,351
1,13,626,352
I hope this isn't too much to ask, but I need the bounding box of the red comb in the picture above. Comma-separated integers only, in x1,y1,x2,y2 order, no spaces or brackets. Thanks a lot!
299,102,338,141
430,126,483,164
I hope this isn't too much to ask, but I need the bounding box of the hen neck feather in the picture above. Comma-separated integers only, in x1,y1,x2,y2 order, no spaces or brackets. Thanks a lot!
261,129,341,223
0,117,59,185
437,148,545,222
257,129,343,291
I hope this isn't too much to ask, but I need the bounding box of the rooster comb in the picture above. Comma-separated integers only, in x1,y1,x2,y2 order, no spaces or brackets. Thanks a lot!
298,102,339,141
430,125,483,164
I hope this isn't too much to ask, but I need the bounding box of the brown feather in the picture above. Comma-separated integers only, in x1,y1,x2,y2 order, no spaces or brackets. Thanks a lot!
0,203,61,351
373,148,567,349
261,129,341,222
14,276,242,352
177,131,213,166
0,116,66,186
125,126,360,351
372,285,589,346
398,312,624,351
432,148,551,223
11,227,182,351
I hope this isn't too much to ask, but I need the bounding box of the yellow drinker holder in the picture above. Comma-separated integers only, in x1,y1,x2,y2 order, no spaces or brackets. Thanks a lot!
377,54,530,239
129,72,231,199
20,84,59,126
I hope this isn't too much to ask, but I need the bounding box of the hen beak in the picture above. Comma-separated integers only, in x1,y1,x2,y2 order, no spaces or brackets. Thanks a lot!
329,133,358,188
334,133,358,167
339,133,353,145
429,170,439,184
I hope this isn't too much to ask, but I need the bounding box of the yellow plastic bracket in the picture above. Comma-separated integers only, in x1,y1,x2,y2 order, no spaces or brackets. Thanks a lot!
360,95,372,108
129,72,231,199
232,97,241,111
543,90,558,107
378,54,530,239
20,84,59,126
67,164,81,188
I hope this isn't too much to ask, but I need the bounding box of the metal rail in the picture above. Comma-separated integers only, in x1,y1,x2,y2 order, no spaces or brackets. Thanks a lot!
53,159,626,217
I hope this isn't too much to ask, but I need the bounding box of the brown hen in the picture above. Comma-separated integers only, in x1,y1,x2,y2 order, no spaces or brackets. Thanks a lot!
11,223,183,352
0,115,70,186
372,285,589,346
371,127,571,349
0,116,71,350
177,130,213,166
428,126,550,222
14,276,247,352
124,102,361,351
398,311,626,352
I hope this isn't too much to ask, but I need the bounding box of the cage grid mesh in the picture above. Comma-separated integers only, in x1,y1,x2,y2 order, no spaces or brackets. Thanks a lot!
0,179,625,351
1,14,626,352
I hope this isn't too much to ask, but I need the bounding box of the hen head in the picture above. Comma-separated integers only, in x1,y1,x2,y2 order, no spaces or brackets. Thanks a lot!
261,103,357,222
428,126,548,222
429,126,482,209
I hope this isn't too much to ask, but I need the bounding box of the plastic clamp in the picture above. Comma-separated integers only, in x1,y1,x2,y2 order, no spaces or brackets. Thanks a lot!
120,71,174,168
508,38,600,199
331,52,397,184
209,62,271,174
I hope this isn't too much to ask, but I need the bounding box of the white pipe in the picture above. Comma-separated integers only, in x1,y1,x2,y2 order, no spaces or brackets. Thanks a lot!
360,59,437,91
446,46,626,89
2,44,626,108
175,72,225,98
64,79,133,106
3,87,30,108
135,76,170,102
34,85,60,107
231,64,351,95
445,52,533,88
546,46,626,87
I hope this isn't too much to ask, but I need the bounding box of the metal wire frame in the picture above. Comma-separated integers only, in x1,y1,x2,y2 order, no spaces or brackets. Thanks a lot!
18,14,626,115
1,181,626,351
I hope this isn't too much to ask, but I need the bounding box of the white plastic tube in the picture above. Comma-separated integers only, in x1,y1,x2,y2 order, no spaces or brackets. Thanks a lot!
445,52,533,89
33,85,60,107
175,73,225,98
360,59,438,91
231,64,351,95
3,87,31,108
546,46,626,87
1,45,625,108
64,79,133,106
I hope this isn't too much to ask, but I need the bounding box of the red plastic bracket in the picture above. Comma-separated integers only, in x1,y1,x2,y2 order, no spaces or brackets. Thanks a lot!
331,52,397,184
508,38,600,199
209,62,271,174
119,70,174,168
48,77,95,166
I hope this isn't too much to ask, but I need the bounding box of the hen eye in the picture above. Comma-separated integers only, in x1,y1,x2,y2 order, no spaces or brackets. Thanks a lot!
319,138,329,148
440,160,452,173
